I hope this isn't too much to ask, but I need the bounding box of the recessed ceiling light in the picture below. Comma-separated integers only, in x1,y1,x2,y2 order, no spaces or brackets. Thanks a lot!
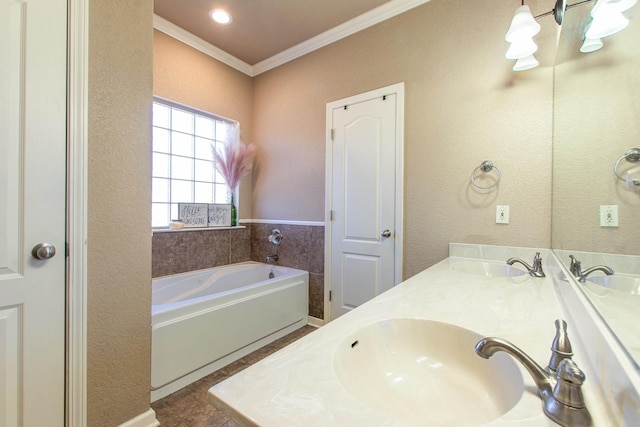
210,9,232,25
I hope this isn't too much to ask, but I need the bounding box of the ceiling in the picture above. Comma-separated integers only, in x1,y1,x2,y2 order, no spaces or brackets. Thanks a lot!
153,0,395,65
153,0,557,75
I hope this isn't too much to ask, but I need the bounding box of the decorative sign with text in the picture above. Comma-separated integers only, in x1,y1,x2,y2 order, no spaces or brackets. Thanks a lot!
178,203,208,228
208,204,232,227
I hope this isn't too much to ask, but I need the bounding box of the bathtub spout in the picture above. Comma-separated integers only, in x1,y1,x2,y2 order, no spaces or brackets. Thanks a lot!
266,254,279,265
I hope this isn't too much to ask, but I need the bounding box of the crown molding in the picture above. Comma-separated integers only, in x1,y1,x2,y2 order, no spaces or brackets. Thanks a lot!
252,0,432,75
153,0,432,77
153,14,253,76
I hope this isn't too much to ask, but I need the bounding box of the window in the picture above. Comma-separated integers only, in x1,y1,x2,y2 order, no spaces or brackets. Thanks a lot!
152,98,236,227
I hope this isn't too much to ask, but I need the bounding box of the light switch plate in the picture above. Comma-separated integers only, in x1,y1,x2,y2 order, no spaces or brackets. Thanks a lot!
496,205,509,224
600,205,619,227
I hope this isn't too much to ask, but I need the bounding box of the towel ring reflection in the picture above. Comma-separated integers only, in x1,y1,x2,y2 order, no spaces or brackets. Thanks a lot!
613,148,640,187
471,160,501,190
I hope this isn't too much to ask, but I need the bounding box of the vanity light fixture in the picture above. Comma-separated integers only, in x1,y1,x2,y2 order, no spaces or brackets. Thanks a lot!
505,0,636,68
504,0,565,72
579,36,604,52
505,5,541,71
210,9,233,25
581,0,636,52
585,0,636,39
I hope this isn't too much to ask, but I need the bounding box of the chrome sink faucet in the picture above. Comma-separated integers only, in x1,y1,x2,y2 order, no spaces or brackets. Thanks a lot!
569,255,614,283
475,319,592,426
506,252,546,277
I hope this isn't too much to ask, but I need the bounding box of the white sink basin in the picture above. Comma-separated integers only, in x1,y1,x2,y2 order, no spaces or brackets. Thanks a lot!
588,274,640,295
333,318,524,426
450,261,527,277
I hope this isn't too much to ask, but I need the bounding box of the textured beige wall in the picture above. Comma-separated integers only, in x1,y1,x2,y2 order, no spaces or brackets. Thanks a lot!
252,0,555,276
153,31,255,218
87,0,153,425
553,5,640,255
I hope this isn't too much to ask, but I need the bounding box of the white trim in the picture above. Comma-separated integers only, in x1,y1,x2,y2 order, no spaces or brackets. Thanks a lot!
67,0,88,425
324,83,405,323
117,409,159,427
307,316,325,328
153,0,432,77
242,219,325,227
153,15,253,76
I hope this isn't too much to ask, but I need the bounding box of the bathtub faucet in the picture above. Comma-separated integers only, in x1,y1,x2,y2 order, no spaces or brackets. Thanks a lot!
266,254,279,265
268,229,283,246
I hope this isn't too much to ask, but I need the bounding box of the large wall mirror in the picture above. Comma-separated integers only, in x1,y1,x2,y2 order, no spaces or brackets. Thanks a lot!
553,3,640,366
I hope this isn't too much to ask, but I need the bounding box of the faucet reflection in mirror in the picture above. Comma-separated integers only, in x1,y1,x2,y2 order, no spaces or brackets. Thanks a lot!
569,254,614,282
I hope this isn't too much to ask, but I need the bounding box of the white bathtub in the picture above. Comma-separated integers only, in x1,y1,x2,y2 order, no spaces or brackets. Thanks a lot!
151,261,309,401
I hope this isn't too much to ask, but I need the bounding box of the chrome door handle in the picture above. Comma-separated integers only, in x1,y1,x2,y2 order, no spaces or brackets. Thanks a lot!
381,229,392,238
32,243,56,260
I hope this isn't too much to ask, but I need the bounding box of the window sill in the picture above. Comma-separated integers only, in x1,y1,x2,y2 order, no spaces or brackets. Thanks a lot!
152,225,246,234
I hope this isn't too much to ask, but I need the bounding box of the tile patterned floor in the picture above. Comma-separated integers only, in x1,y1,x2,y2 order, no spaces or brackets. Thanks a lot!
152,325,317,427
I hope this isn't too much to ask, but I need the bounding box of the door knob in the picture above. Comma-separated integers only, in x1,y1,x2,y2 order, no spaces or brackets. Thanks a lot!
32,243,56,260
381,229,392,238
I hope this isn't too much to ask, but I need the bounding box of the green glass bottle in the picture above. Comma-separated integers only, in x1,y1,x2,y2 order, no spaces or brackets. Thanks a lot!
229,191,237,226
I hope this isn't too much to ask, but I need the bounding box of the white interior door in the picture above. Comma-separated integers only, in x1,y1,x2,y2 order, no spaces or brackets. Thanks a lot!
0,0,67,424
328,86,402,320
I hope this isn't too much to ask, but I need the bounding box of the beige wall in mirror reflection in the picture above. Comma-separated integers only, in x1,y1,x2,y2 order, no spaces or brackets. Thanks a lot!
553,3,640,256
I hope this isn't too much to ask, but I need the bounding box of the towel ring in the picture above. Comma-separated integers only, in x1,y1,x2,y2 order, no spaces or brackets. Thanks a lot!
471,160,501,190
613,148,640,186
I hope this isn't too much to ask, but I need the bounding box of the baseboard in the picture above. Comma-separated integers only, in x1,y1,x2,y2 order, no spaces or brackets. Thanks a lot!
307,316,325,327
118,409,159,427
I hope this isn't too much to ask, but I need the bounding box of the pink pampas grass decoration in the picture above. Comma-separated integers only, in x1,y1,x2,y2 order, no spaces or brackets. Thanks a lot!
212,124,255,192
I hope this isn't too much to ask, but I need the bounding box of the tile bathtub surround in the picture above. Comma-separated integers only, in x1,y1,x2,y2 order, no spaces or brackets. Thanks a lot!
152,325,316,427
250,223,324,274
152,226,252,278
152,222,326,318
251,223,325,319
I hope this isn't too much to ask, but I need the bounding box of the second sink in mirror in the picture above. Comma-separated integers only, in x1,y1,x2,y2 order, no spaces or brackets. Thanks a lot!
588,274,640,295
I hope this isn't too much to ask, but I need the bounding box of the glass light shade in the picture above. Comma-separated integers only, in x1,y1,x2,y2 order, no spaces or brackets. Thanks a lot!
580,37,604,53
585,8,629,38
594,0,637,13
512,54,539,71
505,5,541,42
506,37,538,59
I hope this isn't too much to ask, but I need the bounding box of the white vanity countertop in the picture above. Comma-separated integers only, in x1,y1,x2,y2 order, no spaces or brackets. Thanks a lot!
208,247,610,426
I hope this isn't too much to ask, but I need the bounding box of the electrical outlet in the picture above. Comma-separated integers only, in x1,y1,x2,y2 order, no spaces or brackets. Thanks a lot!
496,205,509,224
600,205,619,227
